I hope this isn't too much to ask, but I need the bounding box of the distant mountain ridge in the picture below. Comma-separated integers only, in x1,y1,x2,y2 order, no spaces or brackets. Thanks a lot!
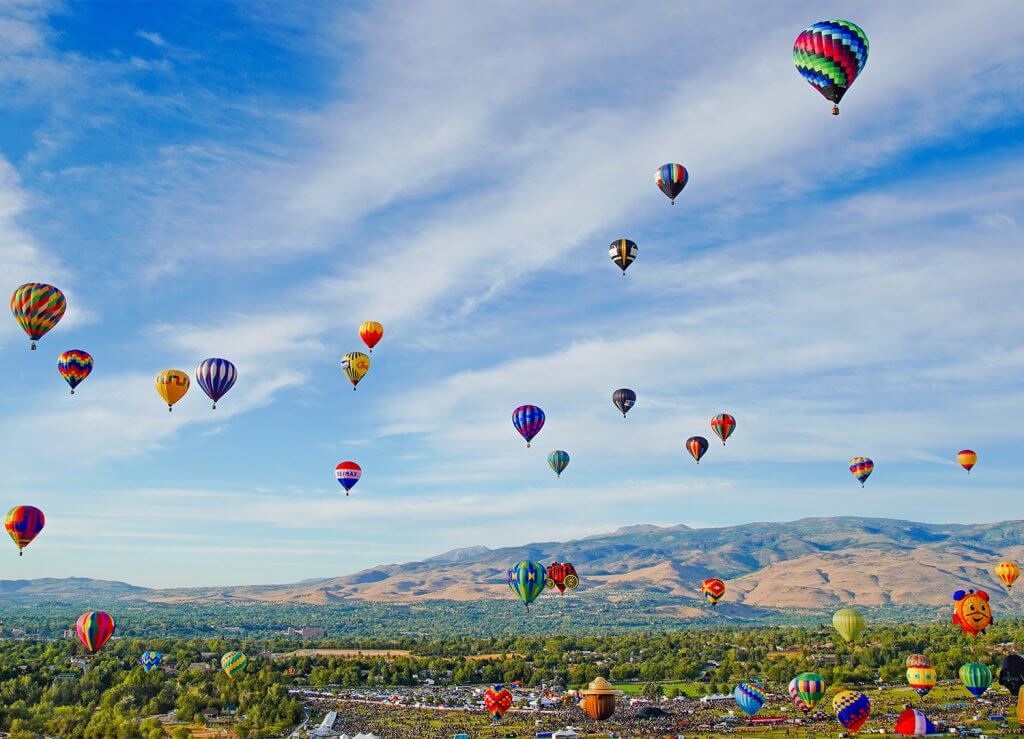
3,517,1022,616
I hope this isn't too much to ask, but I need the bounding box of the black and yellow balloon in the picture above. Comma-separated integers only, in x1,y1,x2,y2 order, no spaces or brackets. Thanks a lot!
341,352,370,390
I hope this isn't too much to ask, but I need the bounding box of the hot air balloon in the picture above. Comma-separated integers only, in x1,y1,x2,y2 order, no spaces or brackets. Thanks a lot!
507,560,547,611
960,662,992,698
546,562,579,593
547,450,569,478
483,685,513,721
57,350,93,394
195,358,237,409
996,561,1020,590
359,321,384,352
10,283,66,349
340,352,370,390
686,436,709,464
999,654,1024,697
155,370,190,411
952,588,992,636
140,651,163,672
906,654,930,668
850,456,873,486
612,388,636,418
833,690,870,734
701,578,726,606
75,611,115,653
655,163,689,204
906,663,936,697
793,20,869,115
609,239,637,275
832,607,865,643
711,413,736,445
5,505,44,556
578,677,618,721
895,708,937,736
512,405,544,447
789,672,826,713
221,651,247,679
733,682,765,716
335,461,361,495
958,449,978,473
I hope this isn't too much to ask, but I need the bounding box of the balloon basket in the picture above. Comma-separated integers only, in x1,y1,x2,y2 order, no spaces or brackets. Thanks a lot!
832,105,840,116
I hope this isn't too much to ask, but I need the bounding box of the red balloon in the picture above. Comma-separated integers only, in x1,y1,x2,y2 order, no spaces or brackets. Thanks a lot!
75,611,116,653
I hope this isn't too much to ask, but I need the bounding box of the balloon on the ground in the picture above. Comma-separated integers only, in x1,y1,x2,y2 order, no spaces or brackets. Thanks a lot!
612,388,636,417
155,370,190,411
547,450,570,478
507,560,547,610
789,672,825,713
957,449,977,473
140,651,163,672
10,282,66,349
5,505,44,556
793,20,869,115
701,578,726,606
905,653,930,668
952,588,992,635
483,685,513,720
850,456,873,486
733,682,765,716
221,651,247,679
195,358,237,409
512,405,545,447
711,413,736,445
832,607,865,643
578,677,617,721
57,350,93,394
608,239,637,275
655,163,689,204
999,654,1024,697
895,708,937,736
960,662,992,698
906,663,936,697
996,561,1020,589
359,321,384,352
341,352,370,390
335,461,361,495
75,611,115,653
833,690,870,733
686,436,709,464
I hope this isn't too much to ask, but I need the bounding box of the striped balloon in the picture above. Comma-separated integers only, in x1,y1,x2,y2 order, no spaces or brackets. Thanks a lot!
790,672,826,713
10,283,66,349
655,163,689,204
711,413,736,445
140,651,163,672
195,358,237,409
507,560,547,611
359,321,384,352
996,560,1020,589
733,682,765,716
547,450,570,478
221,651,248,679
832,607,865,643
957,449,978,473
686,436,709,464
5,505,44,556
57,350,93,394
512,405,545,447
960,662,992,698
907,664,936,696
793,20,869,115
608,239,637,275
75,611,116,653
335,461,362,495
850,456,873,486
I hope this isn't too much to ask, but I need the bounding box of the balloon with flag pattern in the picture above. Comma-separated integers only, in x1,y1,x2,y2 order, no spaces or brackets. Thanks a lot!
711,413,736,445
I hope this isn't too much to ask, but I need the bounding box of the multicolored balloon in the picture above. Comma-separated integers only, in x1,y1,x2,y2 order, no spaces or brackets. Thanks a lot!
701,577,726,606
960,662,992,698
155,370,190,411
195,358,237,409
335,461,362,495
832,607,865,643
789,672,825,713
483,685,513,721
906,653,930,669
952,588,992,636
512,405,545,448
341,352,370,390
612,388,636,418
655,163,689,204
10,282,66,350
833,690,870,734
906,663,936,697
359,321,384,352
75,611,115,653
793,20,869,115
850,456,873,486
608,239,637,275
547,450,570,478
733,682,765,717
711,413,736,445
57,350,93,394
221,651,248,679
5,505,44,556
140,651,163,672
996,561,1020,590
507,560,547,611
958,449,978,473
686,436,708,464
895,708,936,737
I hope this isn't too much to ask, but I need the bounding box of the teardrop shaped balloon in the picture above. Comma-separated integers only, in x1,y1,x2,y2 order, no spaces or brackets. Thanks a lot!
10,282,66,350
75,610,116,653
655,163,688,204
608,239,637,275
483,685,514,720
733,682,765,716
512,405,545,448
850,456,873,486
793,20,869,115
57,350,93,394
335,461,362,495
341,351,370,390
996,561,1020,590
832,607,865,643
195,358,237,409
711,413,736,445
359,321,384,352
140,651,163,672
507,560,547,610
701,577,725,606
957,449,977,473
959,662,992,698
155,370,190,411
5,505,44,556
790,672,826,713
221,651,248,679
686,436,709,464
612,388,636,418
547,450,569,478
906,664,936,697
833,690,870,733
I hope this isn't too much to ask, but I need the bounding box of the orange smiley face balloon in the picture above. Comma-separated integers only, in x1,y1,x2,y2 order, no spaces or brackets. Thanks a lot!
952,588,992,636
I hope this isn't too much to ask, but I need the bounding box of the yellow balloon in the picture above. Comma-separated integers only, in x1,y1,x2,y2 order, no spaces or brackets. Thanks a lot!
996,560,1021,589
156,370,190,411
832,607,865,643
341,352,370,390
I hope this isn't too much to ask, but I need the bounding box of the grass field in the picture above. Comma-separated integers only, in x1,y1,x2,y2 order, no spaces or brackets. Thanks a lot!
611,680,706,697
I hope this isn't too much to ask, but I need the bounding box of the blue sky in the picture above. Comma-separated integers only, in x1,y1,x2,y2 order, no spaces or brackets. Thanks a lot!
1,1,1023,587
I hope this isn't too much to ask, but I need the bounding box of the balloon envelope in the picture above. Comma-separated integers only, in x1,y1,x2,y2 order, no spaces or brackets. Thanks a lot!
221,651,248,679
791,672,826,713
10,282,66,348
547,450,570,477
76,611,115,653
195,358,237,408
507,560,547,608
5,505,44,555
655,163,688,203
57,350,93,393
733,682,765,716
895,708,936,736
833,690,871,733
483,686,513,720
996,561,1020,589
850,456,873,486
335,461,362,494
140,651,163,672
833,608,865,643
612,388,636,417
608,239,637,274
155,370,190,410
906,665,936,696
711,413,736,444
701,578,725,606
957,449,977,472
359,321,384,351
341,352,370,389
793,20,869,114
686,436,709,464
512,405,545,447
960,662,992,698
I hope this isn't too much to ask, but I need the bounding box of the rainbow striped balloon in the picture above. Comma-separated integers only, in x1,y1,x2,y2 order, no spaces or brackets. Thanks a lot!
75,610,116,653
10,283,66,349
733,682,765,716
655,163,689,204
512,405,545,447
5,505,44,555
57,350,93,394
849,456,873,486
